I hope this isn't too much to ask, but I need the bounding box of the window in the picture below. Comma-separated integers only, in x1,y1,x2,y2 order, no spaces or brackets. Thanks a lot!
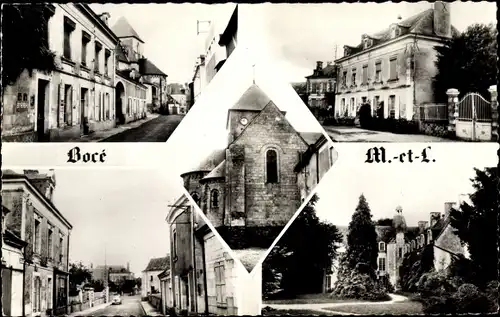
388,95,396,118
64,84,72,125
398,247,403,258
375,61,382,82
48,226,53,259
63,18,75,60
362,65,368,85
34,217,41,254
33,276,42,313
106,93,110,120
97,92,102,121
373,96,380,116
389,57,397,80
81,88,88,119
105,49,111,76
210,189,219,209
150,275,153,282
378,258,386,272
214,262,226,304
351,68,357,86
266,149,278,183
59,235,64,263
94,42,102,73
379,242,385,251
350,97,355,114
191,192,200,206
341,98,346,116
342,71,347,86
172,230,177,258
81,32,91,66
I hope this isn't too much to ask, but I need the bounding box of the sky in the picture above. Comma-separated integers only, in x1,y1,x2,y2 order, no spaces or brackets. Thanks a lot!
314,144,498,227
38,168,183,277
89,1,496,84
162,45,325,175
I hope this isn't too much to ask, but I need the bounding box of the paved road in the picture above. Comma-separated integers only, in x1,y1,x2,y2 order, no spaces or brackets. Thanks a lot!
88,295,144,316
323,125,449,142
100,114,184,142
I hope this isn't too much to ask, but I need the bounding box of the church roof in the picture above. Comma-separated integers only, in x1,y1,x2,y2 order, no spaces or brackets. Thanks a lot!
201,160,226,182
230,84,272,112
182,149,226,176
299,132,324,146
139,58,167,77
112,17,144,43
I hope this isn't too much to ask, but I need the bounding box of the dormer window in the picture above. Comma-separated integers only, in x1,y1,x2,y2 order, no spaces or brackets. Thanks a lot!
363,38,373,49
379,242,385,251
391,25,401,39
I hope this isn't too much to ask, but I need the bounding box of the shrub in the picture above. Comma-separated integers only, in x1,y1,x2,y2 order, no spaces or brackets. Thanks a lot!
452,283,492,313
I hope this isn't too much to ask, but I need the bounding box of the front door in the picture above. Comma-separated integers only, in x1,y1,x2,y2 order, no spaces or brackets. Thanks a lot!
37,79,49,141
80,88,89,136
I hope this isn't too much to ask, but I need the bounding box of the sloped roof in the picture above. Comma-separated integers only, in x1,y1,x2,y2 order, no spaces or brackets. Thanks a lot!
299,132,324,146
306,64,338,79
201,160,226,182
339,7,460,59
182,149,226,176
144,256,170,272
139,58,167,77
376,225,394,243
230,84,272,111
112,17,144,43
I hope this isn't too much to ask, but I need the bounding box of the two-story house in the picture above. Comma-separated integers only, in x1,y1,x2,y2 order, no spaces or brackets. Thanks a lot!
305,61,338,114
166,195,259,316
2,4,120,142
334,1,459,120
2,170,73,317
141,257,169,298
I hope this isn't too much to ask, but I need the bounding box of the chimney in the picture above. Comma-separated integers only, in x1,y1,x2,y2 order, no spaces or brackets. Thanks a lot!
433,1,451,38
429,212,441,227
24,170,55,201
444,202,454,219
316,61,323,70
326,61,332,66
99,12,111,26
418,221,428,233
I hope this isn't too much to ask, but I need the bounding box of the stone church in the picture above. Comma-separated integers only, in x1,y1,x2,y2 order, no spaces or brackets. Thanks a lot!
180,84,335,269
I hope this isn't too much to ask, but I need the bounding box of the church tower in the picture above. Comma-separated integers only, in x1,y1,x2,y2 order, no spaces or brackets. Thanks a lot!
226,84,272,144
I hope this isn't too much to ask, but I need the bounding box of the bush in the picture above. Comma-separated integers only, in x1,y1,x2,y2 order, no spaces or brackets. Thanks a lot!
331,265,390,301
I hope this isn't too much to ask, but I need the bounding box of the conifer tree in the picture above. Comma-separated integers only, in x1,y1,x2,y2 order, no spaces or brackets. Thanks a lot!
345,194,379,273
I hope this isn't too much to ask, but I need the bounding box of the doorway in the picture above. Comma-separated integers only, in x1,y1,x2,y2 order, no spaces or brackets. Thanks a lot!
115,82,125,124
37,79,49,141
80,88,89,136
2,268,12,316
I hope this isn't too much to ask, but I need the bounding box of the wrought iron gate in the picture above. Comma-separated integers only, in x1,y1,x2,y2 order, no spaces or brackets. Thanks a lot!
456,93,492,141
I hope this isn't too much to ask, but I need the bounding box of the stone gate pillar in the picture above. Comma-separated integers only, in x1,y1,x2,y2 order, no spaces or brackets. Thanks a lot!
446,88,460,134
488,85,498,141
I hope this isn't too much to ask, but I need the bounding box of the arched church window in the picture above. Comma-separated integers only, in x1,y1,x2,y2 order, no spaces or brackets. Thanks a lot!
210,189,219,208
191,192,200,206
266,149,278,183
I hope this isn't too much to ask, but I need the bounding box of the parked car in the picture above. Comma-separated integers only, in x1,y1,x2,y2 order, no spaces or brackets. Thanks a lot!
112,294,122,305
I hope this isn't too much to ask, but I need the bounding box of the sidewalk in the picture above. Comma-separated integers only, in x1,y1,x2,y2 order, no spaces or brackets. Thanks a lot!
324,125,449,142
140,301,162,316
66,302,112,317
65,113,160,142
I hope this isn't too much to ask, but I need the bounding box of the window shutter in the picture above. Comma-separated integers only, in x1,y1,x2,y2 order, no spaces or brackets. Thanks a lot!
58,83,65,127
72,87,78,125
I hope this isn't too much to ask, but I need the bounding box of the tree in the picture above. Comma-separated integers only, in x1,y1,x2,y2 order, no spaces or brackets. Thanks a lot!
69,262,92,292
375,218,393,226
291,82,309,105
449,167,498,287
433,23,497,102
2,4,57,86
345,194,378,273
262,194,343,297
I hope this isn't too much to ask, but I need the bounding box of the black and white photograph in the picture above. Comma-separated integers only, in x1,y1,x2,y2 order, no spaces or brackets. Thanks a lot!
1,168,261,316
261,145,498,315
1,2,497,143
158,44,337,274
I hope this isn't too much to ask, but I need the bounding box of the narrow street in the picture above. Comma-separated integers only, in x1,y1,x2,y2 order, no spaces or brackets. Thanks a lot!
83,295,144,316
100,114,184,142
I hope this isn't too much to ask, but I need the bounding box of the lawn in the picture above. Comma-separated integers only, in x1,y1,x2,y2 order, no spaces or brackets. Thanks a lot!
264,293,361,305
324,301,424,315
261,308,336,316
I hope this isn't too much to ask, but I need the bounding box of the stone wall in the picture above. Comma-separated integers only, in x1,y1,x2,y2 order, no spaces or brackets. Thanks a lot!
2,189,24,237
229,103,308,227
